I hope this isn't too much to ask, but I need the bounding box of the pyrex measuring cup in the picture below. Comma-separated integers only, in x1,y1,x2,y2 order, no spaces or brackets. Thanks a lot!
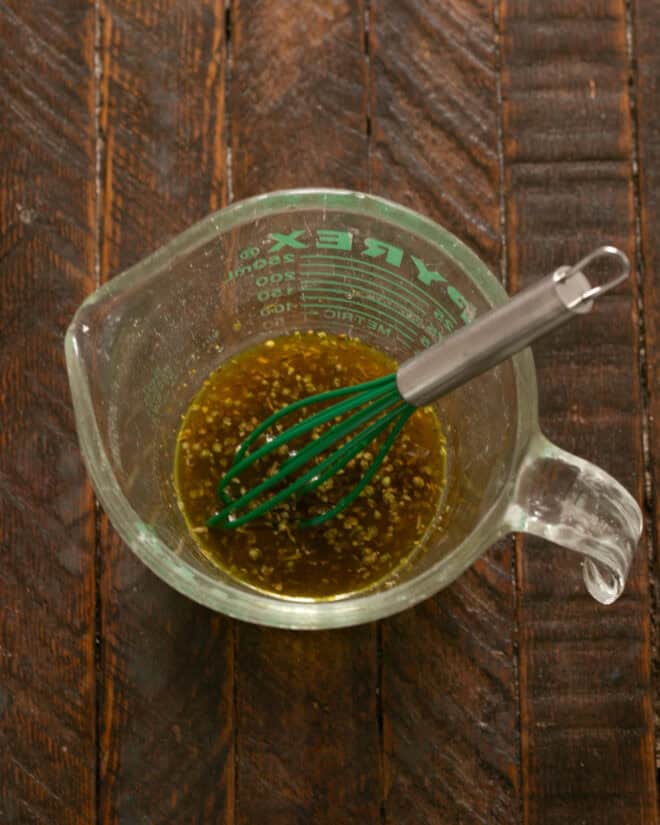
66,189,643,628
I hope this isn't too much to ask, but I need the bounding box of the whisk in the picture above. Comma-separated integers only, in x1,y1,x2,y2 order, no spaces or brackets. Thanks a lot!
208,246,629,530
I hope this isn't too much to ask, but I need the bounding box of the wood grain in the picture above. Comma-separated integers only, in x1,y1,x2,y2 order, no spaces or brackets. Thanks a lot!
500,1,657,822
369,0,502,261
97,2,234,823
633,0,660,786
369,2,521,823
0,2,97,823
235,628,380,825
230,0,369,197
229,3,381,824
2,2,658,823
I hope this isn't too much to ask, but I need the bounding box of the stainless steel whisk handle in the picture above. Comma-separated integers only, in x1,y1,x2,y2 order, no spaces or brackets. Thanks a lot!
396,245,630,407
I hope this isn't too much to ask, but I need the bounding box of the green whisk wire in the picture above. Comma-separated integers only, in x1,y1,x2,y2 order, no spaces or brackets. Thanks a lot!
209,401,406,528
299,406,412,528
215,380,397,506
233,374,394,466
206,373,414,529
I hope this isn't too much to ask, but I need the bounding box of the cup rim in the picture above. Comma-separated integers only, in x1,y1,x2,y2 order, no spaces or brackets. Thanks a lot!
66,187,538,628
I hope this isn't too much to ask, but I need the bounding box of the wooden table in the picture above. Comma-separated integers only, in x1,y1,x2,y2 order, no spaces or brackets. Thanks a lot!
1,1,658,823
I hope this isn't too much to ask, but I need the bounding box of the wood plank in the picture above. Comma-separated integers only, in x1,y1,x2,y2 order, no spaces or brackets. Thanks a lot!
235,628,380,824
369,2,521,823
500,1,657,822
369,0,502,261
97,3,234,823
0,2,97,823
633,0,660,785
230,0,369,196
228,3,381,824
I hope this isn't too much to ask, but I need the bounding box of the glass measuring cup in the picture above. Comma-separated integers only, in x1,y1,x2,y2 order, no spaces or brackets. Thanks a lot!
66,189,642,628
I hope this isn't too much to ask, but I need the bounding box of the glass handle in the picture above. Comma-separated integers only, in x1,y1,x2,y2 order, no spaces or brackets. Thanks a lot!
507,433,643,604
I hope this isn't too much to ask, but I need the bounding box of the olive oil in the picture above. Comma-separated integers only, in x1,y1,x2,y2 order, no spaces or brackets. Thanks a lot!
174,331,447,599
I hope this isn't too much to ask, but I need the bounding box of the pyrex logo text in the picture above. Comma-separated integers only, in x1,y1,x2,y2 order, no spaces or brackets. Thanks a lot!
268,229,473,324
269,230,446,287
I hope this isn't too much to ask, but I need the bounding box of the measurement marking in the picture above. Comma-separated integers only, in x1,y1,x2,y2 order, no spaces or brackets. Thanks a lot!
301,254,457,324
300,264,456,337
300,266,452,334
300,271,429,322
299,276,423,336
300,264,457,335
302,303,415,343
301,281,425,330
300,258,447,318
301,283,423,338
300,259,431,310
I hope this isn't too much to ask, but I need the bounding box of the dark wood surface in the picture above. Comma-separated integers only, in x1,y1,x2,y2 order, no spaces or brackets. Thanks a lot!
503,3,656,823
0,1,657,823
0,3,97,823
